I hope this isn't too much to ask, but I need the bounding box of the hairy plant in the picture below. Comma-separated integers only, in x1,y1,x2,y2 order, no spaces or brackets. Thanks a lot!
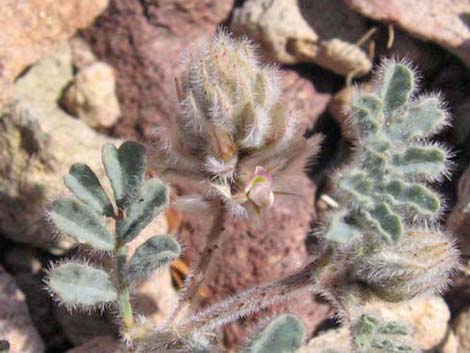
241,314,305,353
165,59,458,352
43,30,459,353
45,141,180,340
44,139,303,352
153,30,323,323
154,30,322,218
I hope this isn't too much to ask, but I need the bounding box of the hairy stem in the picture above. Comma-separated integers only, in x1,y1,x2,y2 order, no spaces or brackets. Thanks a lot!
178,261,319,333
118,287,134,330
169,203,226,324
115,210,135,332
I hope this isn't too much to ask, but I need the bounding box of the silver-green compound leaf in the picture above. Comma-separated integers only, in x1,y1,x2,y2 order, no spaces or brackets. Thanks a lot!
49,198,115,250
385,180,440,214
386,96,446,143
324,209,362,243
392,146,446,179
368,202,404,243
117,178,169,243
380,63,414,113
102,141,147,209
47,262,117,309
127,235,181,283
242,314,305,353
64,163,114,217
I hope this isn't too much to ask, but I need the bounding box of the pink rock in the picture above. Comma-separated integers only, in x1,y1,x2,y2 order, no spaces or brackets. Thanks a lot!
0,0,108,108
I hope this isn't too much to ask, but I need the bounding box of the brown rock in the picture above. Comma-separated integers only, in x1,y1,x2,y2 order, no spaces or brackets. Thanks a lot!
0,266,45,353
344,0,470,66
180,175,331,348
66,336,123,353
0,0,108,108
231,0,372,77
281,70,332,131
80,0,234,139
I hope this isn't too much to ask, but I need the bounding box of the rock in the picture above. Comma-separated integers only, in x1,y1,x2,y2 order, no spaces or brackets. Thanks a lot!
344,0,470,66
0,0,108,108
447,164,470,257
63,62,121,129
3,245,72,351
438,330,458,353
453,308,470,353
69,37,98,70
299,296,451,352
54,307,117,347
280,69,332,131
179,175,331,348
359,295,451,351
80,0,234,139
297,327,351,353
66,336,123,353
0,266,45,353
0,44,121,252
231,0,372,77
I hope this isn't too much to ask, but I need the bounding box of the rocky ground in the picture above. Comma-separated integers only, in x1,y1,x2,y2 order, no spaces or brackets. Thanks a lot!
0,0,469,352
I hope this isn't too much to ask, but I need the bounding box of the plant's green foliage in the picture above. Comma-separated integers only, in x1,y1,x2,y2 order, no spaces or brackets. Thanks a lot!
102,142,147,209
117,178,169,243
49,198,115,251
242,314,305,353
47,262,117,309
127,235,181,283
64,163,114,217
325,62,448,244
391,146,446,178
352,314,417,353
0,340,9,353
379,64,413,113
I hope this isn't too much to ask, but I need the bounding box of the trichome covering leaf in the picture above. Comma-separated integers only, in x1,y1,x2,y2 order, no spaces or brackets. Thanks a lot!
49,198,115,251
48,262,117,309
127,235,181,282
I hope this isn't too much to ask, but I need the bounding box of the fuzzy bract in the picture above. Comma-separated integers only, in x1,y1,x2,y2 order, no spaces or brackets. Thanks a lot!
154,30,321,217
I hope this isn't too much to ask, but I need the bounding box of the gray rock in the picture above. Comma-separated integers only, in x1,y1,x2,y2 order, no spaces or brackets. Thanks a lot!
231,0,372,76
63,62,121,130
0,44,121,252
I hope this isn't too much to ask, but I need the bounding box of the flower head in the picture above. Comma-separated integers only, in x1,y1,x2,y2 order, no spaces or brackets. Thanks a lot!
155,30,321,217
